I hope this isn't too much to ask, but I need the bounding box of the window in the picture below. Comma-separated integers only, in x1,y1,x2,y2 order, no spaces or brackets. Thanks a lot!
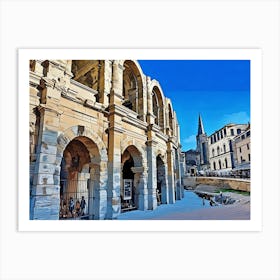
241,134,245,140
224,128,226,136
217,133,220,140
247,143,250,150
237,128,241,134
212,148,215,157
225,158,228,168
213,162,216,170
223,144,226,153
246,131,250,137
239,147,242,153
230,129,234,136
248,154,251,161
220,130,223,139
217,146,220,155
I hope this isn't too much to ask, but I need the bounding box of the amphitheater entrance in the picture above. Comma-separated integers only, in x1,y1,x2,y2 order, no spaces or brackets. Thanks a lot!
156,155,167,205
59,136,100,220
121,145,143,212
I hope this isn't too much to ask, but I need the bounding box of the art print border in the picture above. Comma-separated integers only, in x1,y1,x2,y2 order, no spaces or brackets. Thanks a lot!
18,48,262,232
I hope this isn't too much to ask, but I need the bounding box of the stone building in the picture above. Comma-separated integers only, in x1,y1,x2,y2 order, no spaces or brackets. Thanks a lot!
29,60,183,220
233,125,251,177
184,149,200,176
208,123,248,175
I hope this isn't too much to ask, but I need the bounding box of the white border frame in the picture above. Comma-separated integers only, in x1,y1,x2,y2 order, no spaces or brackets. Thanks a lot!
18,48,262,232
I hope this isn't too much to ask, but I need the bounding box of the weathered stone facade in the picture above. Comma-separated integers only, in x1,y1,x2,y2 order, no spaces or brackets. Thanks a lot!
29,60,183,220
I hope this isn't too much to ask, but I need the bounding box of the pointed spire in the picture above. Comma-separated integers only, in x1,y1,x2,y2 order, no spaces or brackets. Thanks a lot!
197,114,205,135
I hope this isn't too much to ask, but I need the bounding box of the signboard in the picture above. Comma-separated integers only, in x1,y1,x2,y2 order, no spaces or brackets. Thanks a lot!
123,179,133,200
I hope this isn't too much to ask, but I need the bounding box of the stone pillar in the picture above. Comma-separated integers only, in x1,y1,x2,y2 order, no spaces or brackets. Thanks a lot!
30,60,71,220
106,60,124,219
175,149,182,200
131,166,148,210
89,164,107,219
30,106,61,220
146,76,155,125
99,60,111,107
146,140,158,210
167,143,175,204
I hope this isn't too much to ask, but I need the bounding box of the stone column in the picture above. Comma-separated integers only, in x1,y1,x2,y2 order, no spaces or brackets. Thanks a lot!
146,140,158,210
106,60,124,219
30,60,71,220
175,149,182,200
99,60,111,107
30,106,61,220
89,164,107,219
167,142,175,204
146,76,155,125
131,166,148,210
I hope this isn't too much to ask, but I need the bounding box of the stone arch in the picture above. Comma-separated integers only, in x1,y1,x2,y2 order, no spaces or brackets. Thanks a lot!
151,80,165,129
56,125,107,165
155,149,167,164
56,126,108,219
121,141,147,211
121,60,145,119
121,139,146,165
166,99,174,136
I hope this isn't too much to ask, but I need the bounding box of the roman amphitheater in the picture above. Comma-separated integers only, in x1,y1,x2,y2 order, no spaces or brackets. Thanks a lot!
29,60,184,220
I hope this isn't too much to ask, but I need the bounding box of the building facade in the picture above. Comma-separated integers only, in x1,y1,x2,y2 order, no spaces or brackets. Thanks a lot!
29,60,183,220
233,125,251,177
208,124,248,175
184,149,200,176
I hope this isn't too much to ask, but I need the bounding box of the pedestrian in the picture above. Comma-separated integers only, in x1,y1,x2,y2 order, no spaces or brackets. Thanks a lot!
69,197,74,214
220,191,223,204
80,196,86,215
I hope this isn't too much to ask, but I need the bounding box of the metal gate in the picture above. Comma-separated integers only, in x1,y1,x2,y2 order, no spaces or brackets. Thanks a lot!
59,179,90,219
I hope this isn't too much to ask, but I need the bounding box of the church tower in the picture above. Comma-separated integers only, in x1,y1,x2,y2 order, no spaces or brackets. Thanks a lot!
196,114,209,171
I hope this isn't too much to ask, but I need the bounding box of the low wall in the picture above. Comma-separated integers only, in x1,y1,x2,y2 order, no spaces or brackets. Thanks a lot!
183,176,250,192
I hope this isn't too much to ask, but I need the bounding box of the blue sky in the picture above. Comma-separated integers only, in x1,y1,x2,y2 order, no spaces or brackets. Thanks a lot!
138,60,250,151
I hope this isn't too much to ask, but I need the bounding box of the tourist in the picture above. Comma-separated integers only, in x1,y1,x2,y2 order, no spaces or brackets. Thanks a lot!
69,197,74,214
81,196,86,215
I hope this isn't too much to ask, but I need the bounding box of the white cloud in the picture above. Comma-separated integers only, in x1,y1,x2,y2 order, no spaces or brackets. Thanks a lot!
222,111,250,125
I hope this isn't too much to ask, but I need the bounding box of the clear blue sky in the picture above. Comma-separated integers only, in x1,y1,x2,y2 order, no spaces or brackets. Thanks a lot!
138,60,250,151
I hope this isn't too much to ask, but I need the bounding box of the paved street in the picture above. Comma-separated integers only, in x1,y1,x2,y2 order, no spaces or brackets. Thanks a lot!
118,190,250,220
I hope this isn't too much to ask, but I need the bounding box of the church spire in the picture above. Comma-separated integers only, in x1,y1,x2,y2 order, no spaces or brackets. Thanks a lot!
197,114,205,135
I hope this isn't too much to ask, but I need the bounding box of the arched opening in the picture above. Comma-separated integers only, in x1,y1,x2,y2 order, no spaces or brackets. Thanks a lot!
217,146,220,155
59,136,100,220
218,160,222,170
225,158,228,168
168,104,173,135
121,145,143,211
156,155,166,205
213,162,216,170
71,60,102,102
152,86,164,128
122,60,143,118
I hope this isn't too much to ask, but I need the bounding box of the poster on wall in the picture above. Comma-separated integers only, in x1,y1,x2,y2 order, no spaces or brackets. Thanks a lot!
123,179,133,200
